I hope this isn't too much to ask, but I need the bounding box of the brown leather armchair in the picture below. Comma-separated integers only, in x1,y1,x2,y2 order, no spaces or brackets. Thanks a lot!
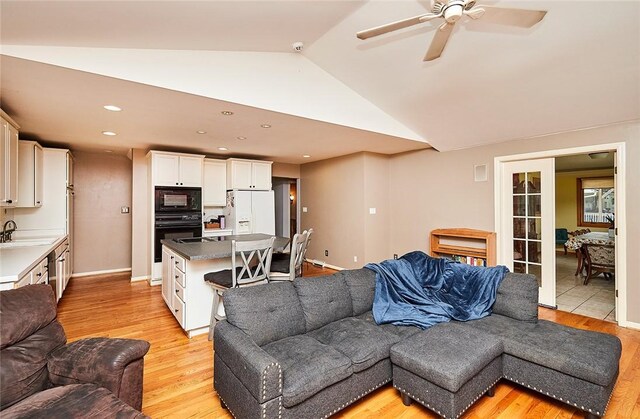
0,284,150,418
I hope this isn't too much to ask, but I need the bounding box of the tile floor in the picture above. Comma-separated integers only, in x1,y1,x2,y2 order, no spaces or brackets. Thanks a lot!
555,251,616,322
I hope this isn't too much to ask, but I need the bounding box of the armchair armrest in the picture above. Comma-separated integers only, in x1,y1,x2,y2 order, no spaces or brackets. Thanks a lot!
47,337,150,410
214,320,282,403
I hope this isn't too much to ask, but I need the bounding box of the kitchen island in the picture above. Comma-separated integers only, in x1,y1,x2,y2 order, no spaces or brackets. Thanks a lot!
160,234,288,337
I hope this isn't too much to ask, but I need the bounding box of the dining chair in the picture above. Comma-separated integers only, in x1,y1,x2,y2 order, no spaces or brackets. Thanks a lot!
269,232,306,281
582,243,615,285
555,228,569,255
204,237,275,340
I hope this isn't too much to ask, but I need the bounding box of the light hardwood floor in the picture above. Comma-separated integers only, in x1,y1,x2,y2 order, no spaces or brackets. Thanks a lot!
57,266,640,418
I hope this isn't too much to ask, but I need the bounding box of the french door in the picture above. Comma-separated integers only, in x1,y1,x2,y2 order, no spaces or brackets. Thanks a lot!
499,158,556,307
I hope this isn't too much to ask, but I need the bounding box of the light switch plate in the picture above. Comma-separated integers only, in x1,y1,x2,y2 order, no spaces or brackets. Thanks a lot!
121,206,130,214
303,207,308,213
369,208,376,214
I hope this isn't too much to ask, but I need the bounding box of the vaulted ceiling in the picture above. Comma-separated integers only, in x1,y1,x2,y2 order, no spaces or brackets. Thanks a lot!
1,1,638,163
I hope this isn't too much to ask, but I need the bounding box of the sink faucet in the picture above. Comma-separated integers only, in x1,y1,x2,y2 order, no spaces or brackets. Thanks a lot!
1,220,17,243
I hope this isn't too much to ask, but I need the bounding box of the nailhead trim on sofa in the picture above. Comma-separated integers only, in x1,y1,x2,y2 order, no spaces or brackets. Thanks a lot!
504,375,613,417
394,376,501,419
321,378,391,419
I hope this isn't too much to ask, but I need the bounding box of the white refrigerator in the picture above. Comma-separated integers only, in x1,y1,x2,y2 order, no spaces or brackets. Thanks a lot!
224,190,275,235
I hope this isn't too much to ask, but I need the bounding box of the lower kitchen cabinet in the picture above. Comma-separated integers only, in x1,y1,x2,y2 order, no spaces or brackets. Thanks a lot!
161,245,226,338
14,253,49,289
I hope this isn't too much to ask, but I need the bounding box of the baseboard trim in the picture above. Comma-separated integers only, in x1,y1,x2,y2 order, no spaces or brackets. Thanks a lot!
130,275,150,282
305,259,344,271
72,268,132,278
620,320,640,330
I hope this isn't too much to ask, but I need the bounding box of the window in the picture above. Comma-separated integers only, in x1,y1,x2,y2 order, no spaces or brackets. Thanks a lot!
577,177,614,227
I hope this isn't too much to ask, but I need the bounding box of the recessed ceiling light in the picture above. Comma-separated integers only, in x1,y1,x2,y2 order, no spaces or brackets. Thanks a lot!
103,105,122,112
102,131,117,136
303,154,311,158
236,136,246,140
104,150,113,153
218,147,228,151
260,124,271,128
221,111,234,115
196,130,207,134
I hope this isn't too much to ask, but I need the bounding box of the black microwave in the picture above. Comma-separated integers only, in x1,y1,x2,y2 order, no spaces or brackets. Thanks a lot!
155,187,202,213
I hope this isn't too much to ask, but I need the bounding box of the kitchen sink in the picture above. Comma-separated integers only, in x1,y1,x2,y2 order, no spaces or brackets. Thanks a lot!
0,238,57,249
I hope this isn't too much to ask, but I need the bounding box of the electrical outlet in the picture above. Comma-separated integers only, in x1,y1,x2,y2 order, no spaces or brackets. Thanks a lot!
393,254,398,260
325,250,328,257
353,256,358,262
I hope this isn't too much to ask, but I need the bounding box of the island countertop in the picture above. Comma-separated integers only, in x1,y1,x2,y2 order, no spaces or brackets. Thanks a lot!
161,234,289,261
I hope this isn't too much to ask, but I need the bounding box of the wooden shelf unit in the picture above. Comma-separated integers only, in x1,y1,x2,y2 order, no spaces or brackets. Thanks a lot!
430,228,497,267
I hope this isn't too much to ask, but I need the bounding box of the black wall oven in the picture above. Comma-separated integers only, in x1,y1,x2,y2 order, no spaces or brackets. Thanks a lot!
154,213,202,262
155,187,201,213
154,187,203,263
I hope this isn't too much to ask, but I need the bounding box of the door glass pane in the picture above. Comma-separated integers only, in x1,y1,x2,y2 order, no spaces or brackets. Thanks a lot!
528,172,541,193
513,196,526,216
528,218,541,239
513,218,526,239
529,264,542,287
528,241,541,263
514,240,526,261
514,262,526,274
528,195,541,217
513,173,526,193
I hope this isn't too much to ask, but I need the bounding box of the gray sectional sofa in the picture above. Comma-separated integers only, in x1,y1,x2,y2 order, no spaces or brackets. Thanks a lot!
213,268,621,419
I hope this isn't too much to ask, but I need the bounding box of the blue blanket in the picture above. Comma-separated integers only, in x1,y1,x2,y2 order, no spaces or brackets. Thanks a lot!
365,251,508,329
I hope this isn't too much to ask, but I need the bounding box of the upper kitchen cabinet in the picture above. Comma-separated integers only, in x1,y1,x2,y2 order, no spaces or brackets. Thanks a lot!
226,158,272,191
17,141,44,207
0,110,19,207
203,158,226,206
149,151,204,187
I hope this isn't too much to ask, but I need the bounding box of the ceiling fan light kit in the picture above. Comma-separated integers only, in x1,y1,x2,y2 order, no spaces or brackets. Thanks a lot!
356,0,547,62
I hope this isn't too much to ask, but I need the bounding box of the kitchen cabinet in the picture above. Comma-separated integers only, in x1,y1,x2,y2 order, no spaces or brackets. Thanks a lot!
203,158,227,206
0,110,20,207
15,256,49,289
161,245,216,337
55,238,70,301
226,158,272,191
17,140,44,207
150,151,204,187
162,246,187,329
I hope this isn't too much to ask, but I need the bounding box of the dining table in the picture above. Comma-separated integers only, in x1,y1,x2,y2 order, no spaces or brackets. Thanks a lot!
565,232,615,276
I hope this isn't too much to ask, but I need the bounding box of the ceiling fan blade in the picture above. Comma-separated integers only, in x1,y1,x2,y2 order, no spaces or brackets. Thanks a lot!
357,13,441,40
424,22,454,61
474,5,546,28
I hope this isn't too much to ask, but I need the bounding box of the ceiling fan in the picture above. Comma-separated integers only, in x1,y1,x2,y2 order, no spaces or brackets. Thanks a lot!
356,0,547,61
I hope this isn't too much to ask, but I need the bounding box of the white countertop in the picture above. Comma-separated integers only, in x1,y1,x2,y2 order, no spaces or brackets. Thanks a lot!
0,235,66,283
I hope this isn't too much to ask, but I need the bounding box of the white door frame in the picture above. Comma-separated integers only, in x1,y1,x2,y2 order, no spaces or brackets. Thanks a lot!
494,142,627,326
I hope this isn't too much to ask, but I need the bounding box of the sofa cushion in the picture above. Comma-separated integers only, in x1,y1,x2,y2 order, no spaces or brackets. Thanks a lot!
492,273,538,322
390,322,503,393
461,314,621,387
343,269,377,316
307,317,400,373
261,335,353,408
0,384,146,418
356,311,421,340
293,275,353,332
224,282,306,346
0,320,67,410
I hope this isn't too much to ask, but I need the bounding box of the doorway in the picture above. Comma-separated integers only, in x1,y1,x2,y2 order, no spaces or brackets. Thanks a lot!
554,153,616,321
273,177,299,239
494,142,627,326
